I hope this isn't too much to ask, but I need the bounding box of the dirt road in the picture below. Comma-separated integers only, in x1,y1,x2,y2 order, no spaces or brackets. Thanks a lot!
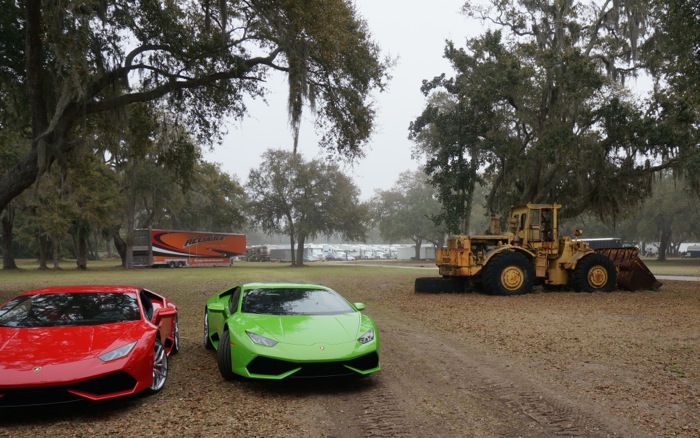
268,301,651,438
1,275,698,437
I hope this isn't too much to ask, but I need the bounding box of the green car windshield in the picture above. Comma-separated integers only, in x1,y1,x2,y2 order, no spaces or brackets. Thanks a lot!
241,288,355,315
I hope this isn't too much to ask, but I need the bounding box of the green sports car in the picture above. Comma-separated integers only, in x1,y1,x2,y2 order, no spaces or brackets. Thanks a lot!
203,283,380,380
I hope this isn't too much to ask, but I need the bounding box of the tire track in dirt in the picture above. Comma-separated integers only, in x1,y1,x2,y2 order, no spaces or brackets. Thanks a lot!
352,380,411,437
350,310,647,438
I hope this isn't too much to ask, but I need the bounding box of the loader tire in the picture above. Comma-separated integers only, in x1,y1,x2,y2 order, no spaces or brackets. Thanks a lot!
482,252,534,296
571,253,616,292
415,277,465,293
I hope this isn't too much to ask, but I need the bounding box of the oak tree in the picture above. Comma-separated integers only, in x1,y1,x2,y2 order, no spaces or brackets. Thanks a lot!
372,170,445,259
412,0,698,226
246,149,367,266
0,0,388,215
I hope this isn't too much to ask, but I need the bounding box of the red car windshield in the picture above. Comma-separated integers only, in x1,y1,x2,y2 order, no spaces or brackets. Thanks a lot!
242,288,355,315
0,292,140,328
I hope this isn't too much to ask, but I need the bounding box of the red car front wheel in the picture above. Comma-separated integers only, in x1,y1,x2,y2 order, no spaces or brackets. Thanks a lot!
147,338,168,393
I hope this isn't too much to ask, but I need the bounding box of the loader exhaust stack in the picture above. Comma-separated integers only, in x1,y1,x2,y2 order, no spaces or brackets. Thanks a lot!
595,247,662,291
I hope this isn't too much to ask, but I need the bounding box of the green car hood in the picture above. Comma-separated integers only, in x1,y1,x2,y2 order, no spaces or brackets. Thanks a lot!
242,312,364,346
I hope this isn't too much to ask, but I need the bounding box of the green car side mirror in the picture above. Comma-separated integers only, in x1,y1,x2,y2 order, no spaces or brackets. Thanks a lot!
208,302,226,313
353,303,366,311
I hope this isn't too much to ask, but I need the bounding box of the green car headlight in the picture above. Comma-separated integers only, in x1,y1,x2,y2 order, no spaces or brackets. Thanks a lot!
358,328,374,344
99,341,137,362
246,331,278,347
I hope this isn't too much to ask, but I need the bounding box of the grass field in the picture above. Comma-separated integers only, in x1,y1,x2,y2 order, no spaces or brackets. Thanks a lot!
1,256,697,309
3,255,700,277
0,260,430,308
638,257,700,276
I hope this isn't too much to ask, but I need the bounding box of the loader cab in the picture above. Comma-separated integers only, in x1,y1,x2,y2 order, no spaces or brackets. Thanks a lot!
509,203,560,247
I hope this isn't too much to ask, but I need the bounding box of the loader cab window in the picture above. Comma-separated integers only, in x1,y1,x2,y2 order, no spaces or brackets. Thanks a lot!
530,210,541,226
529,209,542,241
541,210,553,241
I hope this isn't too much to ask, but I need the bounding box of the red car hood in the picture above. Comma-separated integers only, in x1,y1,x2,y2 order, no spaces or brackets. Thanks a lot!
0,322,146,372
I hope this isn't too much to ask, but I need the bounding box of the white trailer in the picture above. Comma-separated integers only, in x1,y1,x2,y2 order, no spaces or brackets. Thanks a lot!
396,245,436,260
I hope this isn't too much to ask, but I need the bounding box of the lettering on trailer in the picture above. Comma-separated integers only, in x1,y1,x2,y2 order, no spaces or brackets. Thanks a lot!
183,235,225,247
151,231,245,259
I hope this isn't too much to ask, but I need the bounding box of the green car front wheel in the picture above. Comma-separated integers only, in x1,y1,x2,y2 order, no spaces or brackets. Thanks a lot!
217,330,236,380
203,310,213,350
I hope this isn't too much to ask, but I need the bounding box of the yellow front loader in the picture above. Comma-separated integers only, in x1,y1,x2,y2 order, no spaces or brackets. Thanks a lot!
415,203,661,295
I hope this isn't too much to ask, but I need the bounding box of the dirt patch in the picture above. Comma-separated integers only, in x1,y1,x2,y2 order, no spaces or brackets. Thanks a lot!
1,273,698,437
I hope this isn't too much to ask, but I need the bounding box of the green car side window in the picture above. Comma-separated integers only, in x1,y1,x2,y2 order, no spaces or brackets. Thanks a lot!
229,287,241,314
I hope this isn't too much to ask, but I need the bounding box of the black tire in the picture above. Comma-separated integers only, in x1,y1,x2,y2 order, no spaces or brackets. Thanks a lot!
146,338,168,394
415,277,466,293
171,316,180,355
216,330,237,380
571,253,616,292
168,261,175,268
482,252,534,296
203,311,214,350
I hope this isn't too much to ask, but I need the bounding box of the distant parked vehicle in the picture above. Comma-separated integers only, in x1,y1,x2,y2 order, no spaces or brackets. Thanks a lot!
686,246,700,258
133,229,246,267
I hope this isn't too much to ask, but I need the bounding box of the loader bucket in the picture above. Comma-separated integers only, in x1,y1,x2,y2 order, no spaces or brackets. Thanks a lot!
595,247,662,291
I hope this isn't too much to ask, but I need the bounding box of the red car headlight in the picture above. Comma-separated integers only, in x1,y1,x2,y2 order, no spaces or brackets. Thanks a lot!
99,341,137,362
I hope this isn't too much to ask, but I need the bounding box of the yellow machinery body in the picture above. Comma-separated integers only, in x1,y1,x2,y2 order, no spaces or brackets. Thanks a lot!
433,203,660,293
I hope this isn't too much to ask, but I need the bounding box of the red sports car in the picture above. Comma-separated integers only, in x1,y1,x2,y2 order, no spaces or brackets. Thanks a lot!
0,285,178,407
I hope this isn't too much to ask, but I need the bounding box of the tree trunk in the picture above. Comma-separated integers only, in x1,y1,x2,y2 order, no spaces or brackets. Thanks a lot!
413,236,423,260
89,231,99,260
37,233,49,269
76,232,88,270
124,160,138,269
112,226,127,268
1,206,18,269
289,234,296,266
460,194,472,235
670,242,681,257
657,228,672,262
295,234,306,266
52,238,61,269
